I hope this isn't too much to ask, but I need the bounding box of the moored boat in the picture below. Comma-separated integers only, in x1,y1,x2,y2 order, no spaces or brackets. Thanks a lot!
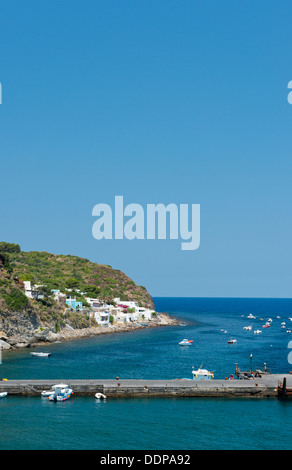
192,367,214,380
48,384,73,402
0,392,8,398
95,393,106,400
31,352,51,357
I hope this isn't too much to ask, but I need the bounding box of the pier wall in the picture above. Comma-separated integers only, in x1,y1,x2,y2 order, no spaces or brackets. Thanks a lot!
0,375,290,398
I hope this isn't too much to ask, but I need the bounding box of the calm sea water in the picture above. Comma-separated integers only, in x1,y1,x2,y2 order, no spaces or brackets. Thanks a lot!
1,297,292,450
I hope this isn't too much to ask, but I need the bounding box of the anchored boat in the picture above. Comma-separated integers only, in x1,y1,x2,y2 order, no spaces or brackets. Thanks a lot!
192,367,214,380
179,339,193,346
31,352,51,357
0,392,8,398
48,384,73,402
95,393,106,400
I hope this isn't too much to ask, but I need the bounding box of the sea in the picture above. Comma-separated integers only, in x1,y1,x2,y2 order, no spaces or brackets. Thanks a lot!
1,297,292,450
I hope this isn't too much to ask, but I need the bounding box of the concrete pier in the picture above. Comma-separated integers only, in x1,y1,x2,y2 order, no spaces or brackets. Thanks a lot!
0,374,291,398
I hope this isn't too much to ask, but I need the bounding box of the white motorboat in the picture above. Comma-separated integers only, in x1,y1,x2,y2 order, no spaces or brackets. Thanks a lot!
0,392,8,398
243,326,252,331
31,352,51,357
192,367,214,380
95,393,106,400
179,339,193,346
247,314,256,319
41,390,54,397
254,329,262,334
48,384,73,402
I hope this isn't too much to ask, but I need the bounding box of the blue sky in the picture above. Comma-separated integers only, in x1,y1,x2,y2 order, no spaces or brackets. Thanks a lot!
0,1,292,297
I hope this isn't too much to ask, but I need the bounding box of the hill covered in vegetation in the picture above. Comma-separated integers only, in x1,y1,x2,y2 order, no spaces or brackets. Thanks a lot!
8,248,154,308
0,242,155,347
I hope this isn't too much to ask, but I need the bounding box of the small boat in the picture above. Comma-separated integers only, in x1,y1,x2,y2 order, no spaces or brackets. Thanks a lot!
243,326,252,331
179,339,193,346
0,392,8,398
247,314,256,319
31,352,51,357
227,338,237,344
48,384,73,402
95,393,106,400
262,323,270,328
254,329,262,334
192,367,214,380
268,318,273,323
41,390,54,397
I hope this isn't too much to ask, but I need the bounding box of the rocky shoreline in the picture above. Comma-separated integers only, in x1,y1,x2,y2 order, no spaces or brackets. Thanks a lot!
0,312,179,351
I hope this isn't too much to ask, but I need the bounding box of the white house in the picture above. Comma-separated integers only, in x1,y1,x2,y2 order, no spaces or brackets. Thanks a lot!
51,289,66,301
136,307,155,321
23,281,44,300
86,297,102,308
91,311,110,327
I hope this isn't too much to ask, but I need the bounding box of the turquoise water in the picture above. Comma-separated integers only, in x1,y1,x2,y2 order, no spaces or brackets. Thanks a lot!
1,297,292,450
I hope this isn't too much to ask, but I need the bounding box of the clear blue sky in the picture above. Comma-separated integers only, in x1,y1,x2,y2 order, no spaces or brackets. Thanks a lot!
1,1,292,297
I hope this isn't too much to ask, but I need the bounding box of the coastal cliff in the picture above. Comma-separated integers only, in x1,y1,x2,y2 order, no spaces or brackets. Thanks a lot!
0,243,175,350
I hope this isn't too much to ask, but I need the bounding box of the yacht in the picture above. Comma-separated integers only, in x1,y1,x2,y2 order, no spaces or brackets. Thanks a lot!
179,339,193,346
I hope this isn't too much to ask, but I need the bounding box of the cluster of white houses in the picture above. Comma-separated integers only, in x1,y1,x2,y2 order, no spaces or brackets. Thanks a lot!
22,281,156,327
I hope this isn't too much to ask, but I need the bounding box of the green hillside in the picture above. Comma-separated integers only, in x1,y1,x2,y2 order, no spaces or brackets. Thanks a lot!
7,245,154,308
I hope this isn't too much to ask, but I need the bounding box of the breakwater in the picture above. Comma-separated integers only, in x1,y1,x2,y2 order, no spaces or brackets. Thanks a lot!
0,375,291,398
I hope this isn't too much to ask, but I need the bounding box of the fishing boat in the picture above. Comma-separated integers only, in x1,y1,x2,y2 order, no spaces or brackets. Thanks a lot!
227,338,237,344
0,392,8,398
95,393,106,400
179,339,193,346
48,384,73,402
192,367,214,380
31,352,51,357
